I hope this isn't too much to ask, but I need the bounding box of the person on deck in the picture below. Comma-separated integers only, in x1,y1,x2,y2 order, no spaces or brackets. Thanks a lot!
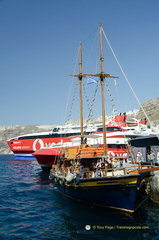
69,164,73,173
136,151,142,168
96,159,103,177
136,151,142,163
150,151,156,166
78,163,84,178
96,159,102,169
120,157,124,168
156,150,159,165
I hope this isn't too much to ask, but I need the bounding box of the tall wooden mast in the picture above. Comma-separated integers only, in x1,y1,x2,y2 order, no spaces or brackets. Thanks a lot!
79,43,84,144
85,24,119,155
70,25,119,149
70,43,84,144
99,24,107,155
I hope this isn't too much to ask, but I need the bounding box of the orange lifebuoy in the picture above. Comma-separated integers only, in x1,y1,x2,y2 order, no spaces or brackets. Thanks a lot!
84,144,91,148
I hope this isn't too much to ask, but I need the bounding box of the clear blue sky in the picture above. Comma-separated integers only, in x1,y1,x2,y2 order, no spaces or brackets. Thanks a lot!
0,0,159,126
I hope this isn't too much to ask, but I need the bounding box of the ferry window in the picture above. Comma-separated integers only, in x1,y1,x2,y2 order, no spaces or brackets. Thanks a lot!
52,128,60,132
97,127,123,132
107,144,126,149
107,127,123,131
97,128,103,132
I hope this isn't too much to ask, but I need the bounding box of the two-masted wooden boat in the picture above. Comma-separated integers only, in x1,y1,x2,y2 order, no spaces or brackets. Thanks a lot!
49,25,159,213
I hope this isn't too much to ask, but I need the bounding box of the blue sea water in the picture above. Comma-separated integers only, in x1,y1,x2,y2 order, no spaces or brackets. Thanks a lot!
0,155,159,240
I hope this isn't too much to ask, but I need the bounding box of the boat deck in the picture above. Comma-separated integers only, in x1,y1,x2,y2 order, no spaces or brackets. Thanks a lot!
51,163,156,179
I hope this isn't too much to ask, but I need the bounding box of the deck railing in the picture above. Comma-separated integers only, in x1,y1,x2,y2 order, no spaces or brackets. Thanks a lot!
51,164,154,179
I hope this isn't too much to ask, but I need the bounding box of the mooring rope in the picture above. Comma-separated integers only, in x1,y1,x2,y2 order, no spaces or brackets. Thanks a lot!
150,197,159,204
134,190,155,212
134,192,152,212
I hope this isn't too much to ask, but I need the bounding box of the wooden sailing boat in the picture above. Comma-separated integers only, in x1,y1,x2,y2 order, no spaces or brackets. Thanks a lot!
49,25,159,213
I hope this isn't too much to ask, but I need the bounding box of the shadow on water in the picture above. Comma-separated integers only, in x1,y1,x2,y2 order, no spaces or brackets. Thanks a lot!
35,169,51,185
48,184,159,240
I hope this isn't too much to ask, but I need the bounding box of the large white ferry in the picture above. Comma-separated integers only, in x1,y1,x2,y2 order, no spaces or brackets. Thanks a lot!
7,113,157,161
7,123,102,160
32,124,128,169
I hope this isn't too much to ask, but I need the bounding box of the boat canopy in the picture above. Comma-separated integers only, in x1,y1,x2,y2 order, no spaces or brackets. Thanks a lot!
129,135,159,147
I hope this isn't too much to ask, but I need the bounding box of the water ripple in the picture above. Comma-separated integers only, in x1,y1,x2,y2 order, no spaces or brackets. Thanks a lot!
0,155,159,239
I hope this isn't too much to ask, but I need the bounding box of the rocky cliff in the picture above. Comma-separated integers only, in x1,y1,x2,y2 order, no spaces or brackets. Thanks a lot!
136,98,159,125
0,125,55,154
1,98,159,154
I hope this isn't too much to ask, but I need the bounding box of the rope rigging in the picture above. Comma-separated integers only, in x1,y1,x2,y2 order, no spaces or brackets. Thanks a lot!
67,80,78,123
64,47,80,124
105,79,118,117
67,78,100,127
102,27,153,127
67,28,99,125
84,79,99,124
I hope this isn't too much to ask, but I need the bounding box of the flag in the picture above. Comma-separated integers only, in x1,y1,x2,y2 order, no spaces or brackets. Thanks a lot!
87,78,98,85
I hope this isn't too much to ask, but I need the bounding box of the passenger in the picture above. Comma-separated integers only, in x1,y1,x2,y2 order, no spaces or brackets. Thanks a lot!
78,163,84,178
146,151,150,163
136,150,142,161
96,159,102,170
123,151,128,163
156,150,159,166
96,159,103,177
136,151,142,168
69,164,73,173
150,151,156,166
101,161,105,169
136,151,142,164
120,157,124,168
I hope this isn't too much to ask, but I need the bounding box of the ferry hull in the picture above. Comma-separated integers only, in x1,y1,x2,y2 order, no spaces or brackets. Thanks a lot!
15,154,36,160
7,137,72,160
34,146,127,169
7,124,128,161
32,147,64,169
33,155,56,169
